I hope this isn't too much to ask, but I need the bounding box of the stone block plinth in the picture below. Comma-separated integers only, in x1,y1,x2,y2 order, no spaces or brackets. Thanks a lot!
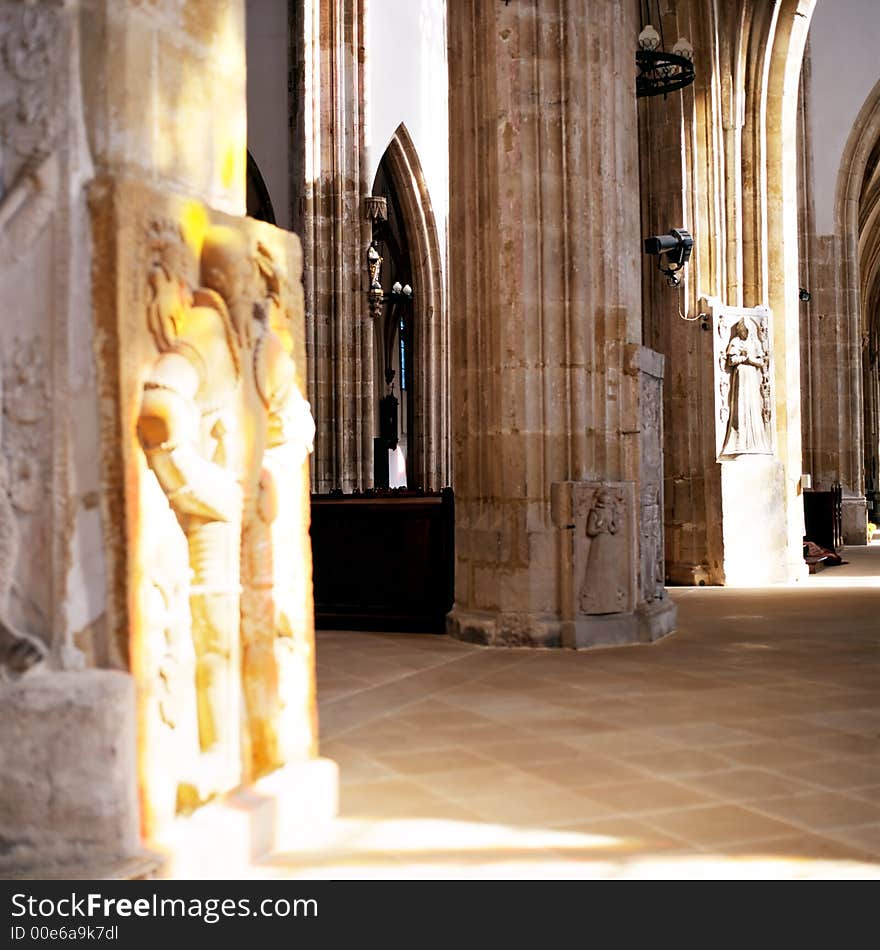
153,758,339,878
0,670,141,875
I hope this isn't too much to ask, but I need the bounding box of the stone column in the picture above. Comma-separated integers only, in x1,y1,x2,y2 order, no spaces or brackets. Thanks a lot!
447,1,675,647
0,0,143,876
1,0,336,876
291,0,372,493
82,0,336,849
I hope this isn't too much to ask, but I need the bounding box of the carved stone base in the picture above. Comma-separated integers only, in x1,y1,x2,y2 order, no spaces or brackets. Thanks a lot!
637,598,678,643
841,495,868,545
447,608,562,648
0,670,140,875
152,758,339,879
568,599,677,649
447,600,677,651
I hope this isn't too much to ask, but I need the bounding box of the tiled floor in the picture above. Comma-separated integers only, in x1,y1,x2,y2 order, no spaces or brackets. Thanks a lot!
266,542,880,878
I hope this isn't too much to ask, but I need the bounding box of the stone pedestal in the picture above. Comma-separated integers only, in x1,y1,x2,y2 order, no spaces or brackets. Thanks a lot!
842,495,868,545
0,670,142,875
719,457,791,585
153,758,339,878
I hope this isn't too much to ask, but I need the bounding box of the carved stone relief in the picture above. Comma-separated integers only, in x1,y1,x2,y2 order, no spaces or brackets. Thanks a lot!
639,353,666,603
575,481,637,616
0,362,46,678
0,2,64,260
87,180,319,824
709,301,774,460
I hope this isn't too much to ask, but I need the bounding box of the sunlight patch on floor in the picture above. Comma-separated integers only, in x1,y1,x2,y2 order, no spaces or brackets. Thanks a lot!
247,816,880,880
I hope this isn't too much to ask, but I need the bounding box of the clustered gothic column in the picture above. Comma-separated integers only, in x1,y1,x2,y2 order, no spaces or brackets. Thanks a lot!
291,0,373,493
447,0,675,647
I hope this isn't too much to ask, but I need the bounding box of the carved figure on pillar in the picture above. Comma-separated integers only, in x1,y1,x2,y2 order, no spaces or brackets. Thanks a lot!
138,225,315,800
138,231,248,800
580,487,628,615
0,367,46,678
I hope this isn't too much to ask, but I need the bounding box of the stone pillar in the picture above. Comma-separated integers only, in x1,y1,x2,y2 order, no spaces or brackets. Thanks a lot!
0,0,143,876
291,0,372,493
79,0,336,847
1,0,336,875
447,1,675,647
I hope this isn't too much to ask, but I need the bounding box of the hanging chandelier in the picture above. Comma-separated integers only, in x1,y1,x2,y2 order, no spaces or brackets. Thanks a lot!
636,21,694,98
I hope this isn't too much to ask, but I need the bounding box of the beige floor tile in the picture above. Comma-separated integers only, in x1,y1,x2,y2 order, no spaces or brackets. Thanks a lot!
465,787,618,827
647,722,767,748
575,778,715,815
820,823,880,857
518,715,623,735
848,785,880,804
643,805,804,847
776,757,880,790
786,731,880,758
514,756,648,788
563,729,681,758
735,718,851,741
688,768,819,802
746,791,880,831
475,738,584,766
340,778,479,821
405,764,541,801
374,748,496,776
716,740,830,769
623,748,734,778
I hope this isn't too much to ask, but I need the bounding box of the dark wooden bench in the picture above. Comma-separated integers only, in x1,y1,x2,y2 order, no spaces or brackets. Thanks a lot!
310,488,454,632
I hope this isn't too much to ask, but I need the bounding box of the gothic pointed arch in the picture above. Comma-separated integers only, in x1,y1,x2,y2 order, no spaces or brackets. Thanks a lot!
371,123,449,490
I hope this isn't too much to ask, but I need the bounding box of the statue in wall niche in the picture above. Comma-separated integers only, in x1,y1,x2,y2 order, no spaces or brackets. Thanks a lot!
580,487,629,614
138,226,314,801
720,317,772,458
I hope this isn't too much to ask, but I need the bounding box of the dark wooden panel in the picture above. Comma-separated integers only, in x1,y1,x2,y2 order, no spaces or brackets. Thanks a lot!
310,488,454,632
803,484,842,552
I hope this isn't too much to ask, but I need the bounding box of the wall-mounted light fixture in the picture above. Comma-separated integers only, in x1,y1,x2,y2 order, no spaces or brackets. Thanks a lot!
636,12,694,98
644,228,693,287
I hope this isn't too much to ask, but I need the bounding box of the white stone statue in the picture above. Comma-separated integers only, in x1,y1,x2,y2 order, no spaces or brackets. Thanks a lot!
720,317,771,457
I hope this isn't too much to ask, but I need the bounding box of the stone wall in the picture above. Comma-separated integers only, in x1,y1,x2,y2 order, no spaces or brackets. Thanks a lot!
640,0,813,584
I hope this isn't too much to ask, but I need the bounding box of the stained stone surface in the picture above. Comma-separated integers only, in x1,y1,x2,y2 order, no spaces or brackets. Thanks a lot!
0,671,139,873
